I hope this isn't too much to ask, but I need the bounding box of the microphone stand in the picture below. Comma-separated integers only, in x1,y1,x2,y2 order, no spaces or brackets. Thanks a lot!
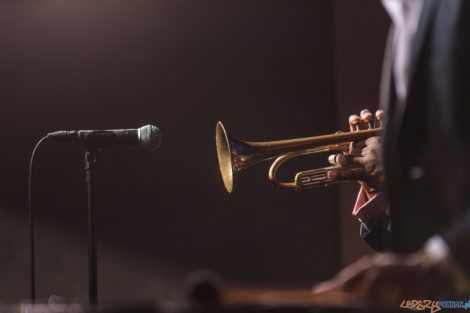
28,138,102,304
84,147,99,304
28,126,160,305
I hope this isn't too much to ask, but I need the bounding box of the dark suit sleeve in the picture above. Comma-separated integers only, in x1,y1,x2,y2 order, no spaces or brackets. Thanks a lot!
360,214,392,252
432,0,470,271
441,211,470,270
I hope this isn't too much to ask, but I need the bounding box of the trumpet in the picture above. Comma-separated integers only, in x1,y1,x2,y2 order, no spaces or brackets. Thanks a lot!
215,121,382,193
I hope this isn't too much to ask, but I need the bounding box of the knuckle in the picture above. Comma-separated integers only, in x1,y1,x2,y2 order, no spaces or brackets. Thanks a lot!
340,155,349,166
365,137,376,145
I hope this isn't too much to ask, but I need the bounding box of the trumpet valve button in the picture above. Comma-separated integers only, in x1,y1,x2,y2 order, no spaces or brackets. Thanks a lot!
375,109,384,127
349,115,361,131
360,109,373,128
375,109,384,120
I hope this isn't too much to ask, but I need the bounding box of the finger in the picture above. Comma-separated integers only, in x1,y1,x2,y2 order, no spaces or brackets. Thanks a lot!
332,154,363,167
375,109,384,128
330,256,374,292
342,270,371,292
328,154,345,165
349,114,361,131
348,139,366,152
334,131,349,153
328,154,362,166
311,279,343,294
349,147,364,156
327,167,364,181
313,273,368,295
328,154,338,165
364,136,382,148
360,109,373,129
337,255,373,280
352,266,381,294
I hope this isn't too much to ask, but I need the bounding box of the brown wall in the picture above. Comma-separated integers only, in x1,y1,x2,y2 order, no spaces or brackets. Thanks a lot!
0,0,390,304
1,0,339,303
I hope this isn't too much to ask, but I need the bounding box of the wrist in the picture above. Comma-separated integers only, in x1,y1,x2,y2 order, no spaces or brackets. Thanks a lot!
360,180,383,196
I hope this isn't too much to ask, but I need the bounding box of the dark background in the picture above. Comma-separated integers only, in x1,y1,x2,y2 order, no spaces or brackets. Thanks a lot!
0,0,388,303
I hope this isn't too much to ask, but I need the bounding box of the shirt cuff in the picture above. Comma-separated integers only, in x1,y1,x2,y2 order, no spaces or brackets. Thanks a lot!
352,187,387,230
423,235,450,264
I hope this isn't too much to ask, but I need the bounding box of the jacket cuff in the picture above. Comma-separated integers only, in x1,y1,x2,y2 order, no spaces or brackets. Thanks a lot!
352,187,388,230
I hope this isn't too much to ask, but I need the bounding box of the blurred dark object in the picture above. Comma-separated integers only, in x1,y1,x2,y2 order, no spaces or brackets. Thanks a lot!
0,303,158,313
0,303,406,313
0,283,405,313
177,271,404,313
179,270,225,312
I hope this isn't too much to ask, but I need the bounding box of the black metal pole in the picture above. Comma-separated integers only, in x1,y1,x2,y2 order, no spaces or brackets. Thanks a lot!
85,150,98,304
28,135,49,303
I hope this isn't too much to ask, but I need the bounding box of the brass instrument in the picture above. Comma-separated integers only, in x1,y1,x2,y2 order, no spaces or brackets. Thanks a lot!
215,121,381,193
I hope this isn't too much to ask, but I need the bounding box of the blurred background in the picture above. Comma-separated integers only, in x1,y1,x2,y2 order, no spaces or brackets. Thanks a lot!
0,0,388,304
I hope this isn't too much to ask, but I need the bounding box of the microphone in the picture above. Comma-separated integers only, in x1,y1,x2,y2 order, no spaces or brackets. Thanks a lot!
46,125,162,151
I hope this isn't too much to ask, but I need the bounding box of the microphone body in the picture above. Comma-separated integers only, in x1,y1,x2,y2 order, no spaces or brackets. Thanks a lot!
47,125,161,151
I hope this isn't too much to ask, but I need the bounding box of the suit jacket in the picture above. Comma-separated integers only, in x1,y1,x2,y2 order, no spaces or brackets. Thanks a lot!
371,0,470,271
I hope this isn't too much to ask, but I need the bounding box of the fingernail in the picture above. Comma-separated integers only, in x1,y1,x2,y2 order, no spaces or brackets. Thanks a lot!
376,110,384,119
349,115,361,131
360,110,373,123
349,115,360,124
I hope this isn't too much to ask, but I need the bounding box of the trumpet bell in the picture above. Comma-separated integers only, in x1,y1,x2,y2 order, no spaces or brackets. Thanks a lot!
216,122,234,193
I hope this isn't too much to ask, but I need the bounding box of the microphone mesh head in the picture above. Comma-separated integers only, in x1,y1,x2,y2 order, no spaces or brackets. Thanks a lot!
138,125,162,151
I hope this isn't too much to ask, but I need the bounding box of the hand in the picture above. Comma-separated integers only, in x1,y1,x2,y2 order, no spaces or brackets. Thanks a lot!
328,109,385,192
312,252,453,306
